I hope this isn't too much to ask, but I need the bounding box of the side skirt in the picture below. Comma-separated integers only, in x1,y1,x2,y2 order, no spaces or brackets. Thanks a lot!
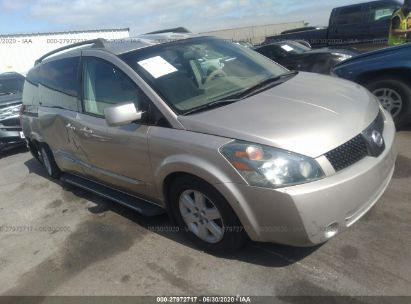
60,173,165,216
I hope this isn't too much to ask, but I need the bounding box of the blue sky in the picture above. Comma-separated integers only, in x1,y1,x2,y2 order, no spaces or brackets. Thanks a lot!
0,0,365,35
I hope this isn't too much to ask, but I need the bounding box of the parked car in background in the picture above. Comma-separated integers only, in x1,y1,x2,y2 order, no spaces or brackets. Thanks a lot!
265,0,401,51
332,43,411,128
0,72,25,153
280,26,327,36
234,41,254,48
22,35,396,253
255,41,358,74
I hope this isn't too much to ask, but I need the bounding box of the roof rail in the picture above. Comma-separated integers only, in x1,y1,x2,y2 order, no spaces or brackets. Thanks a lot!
34,38,106,65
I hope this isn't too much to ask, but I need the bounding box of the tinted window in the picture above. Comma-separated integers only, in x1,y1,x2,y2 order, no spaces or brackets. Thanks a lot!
40,57,79,97
336,6,363,25
259,42,310,57
26,67,41,86
82,57,149,117
0,76,24,95
258,46,287,58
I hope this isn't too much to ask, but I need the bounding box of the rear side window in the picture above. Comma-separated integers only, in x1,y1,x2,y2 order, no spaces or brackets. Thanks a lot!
336,6,363,25
40,57,80,97
24,68,40,106
37,57,80,111
26,67,41,86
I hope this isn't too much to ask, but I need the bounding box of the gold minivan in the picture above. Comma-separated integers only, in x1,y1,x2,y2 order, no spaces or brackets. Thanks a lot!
22,33,396,253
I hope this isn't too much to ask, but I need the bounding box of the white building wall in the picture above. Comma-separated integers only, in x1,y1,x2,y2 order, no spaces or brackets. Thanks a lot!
201,21,305,45
0,28,130,75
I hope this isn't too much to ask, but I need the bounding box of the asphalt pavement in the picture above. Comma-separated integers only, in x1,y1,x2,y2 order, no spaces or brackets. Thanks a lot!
0,129,410,298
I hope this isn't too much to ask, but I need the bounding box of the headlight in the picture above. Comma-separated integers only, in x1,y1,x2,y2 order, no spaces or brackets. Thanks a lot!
220,141,324,189
332,53,352,62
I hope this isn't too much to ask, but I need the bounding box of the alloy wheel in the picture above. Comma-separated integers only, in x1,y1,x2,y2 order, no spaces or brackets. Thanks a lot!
373,88,403,118
178,189,224,243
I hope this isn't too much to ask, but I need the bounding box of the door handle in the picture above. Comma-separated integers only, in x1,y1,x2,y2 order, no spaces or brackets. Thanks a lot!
79,127,109,141
80,127,93,135
65,123,76,131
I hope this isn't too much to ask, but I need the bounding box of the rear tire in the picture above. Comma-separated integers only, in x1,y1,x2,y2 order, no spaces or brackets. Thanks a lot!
365,77,411,129
40,144,61,179
169,176,247,254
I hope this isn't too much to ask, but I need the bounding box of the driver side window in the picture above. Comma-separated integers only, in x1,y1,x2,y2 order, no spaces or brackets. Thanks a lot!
82,57,148,116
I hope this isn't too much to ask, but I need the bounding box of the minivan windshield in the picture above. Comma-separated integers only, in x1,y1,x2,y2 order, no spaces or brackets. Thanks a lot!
120,37,289,114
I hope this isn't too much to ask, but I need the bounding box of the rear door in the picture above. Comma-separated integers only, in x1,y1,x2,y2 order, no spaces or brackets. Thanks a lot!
74,52,154,197
36,55,85,174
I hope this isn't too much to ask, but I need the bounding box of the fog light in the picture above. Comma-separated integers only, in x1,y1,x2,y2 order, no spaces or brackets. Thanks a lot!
324,222,339,239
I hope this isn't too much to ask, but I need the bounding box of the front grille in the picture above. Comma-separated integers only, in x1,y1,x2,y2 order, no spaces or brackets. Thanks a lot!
325,111,385,172
325,134,368,172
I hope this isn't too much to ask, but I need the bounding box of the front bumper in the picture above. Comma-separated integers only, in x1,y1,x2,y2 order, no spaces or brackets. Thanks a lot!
0,118,25,152
215,113,397,246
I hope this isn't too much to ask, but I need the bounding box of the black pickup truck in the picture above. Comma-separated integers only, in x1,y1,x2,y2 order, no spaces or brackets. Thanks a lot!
265,0,401,50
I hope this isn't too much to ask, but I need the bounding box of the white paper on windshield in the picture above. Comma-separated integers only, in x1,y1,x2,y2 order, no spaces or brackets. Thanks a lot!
137,56,177,78
281,45,294,52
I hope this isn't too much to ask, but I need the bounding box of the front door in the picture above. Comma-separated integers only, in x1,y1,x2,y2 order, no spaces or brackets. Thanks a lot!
75,55,154,197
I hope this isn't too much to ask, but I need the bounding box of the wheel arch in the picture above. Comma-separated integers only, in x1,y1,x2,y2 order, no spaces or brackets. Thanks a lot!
356,68,411,87
157,156,259,240
157,155,240,203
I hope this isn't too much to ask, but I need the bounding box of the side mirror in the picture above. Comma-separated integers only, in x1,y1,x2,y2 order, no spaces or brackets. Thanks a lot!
104,102,142,126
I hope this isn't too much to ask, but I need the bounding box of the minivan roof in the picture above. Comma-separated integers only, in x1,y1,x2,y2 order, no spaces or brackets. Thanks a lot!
103,32,200,54
36,32,201,65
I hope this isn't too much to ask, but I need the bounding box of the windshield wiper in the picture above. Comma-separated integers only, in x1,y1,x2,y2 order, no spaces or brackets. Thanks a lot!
231,70,299,100
182,71,298,116
183,99,239,115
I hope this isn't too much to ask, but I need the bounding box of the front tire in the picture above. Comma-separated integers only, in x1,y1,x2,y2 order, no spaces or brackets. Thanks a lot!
40,144,61,179
169,176,247,254
365,77,411,129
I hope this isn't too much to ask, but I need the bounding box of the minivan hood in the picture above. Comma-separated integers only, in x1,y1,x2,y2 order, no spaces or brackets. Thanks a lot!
178,72,379,158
